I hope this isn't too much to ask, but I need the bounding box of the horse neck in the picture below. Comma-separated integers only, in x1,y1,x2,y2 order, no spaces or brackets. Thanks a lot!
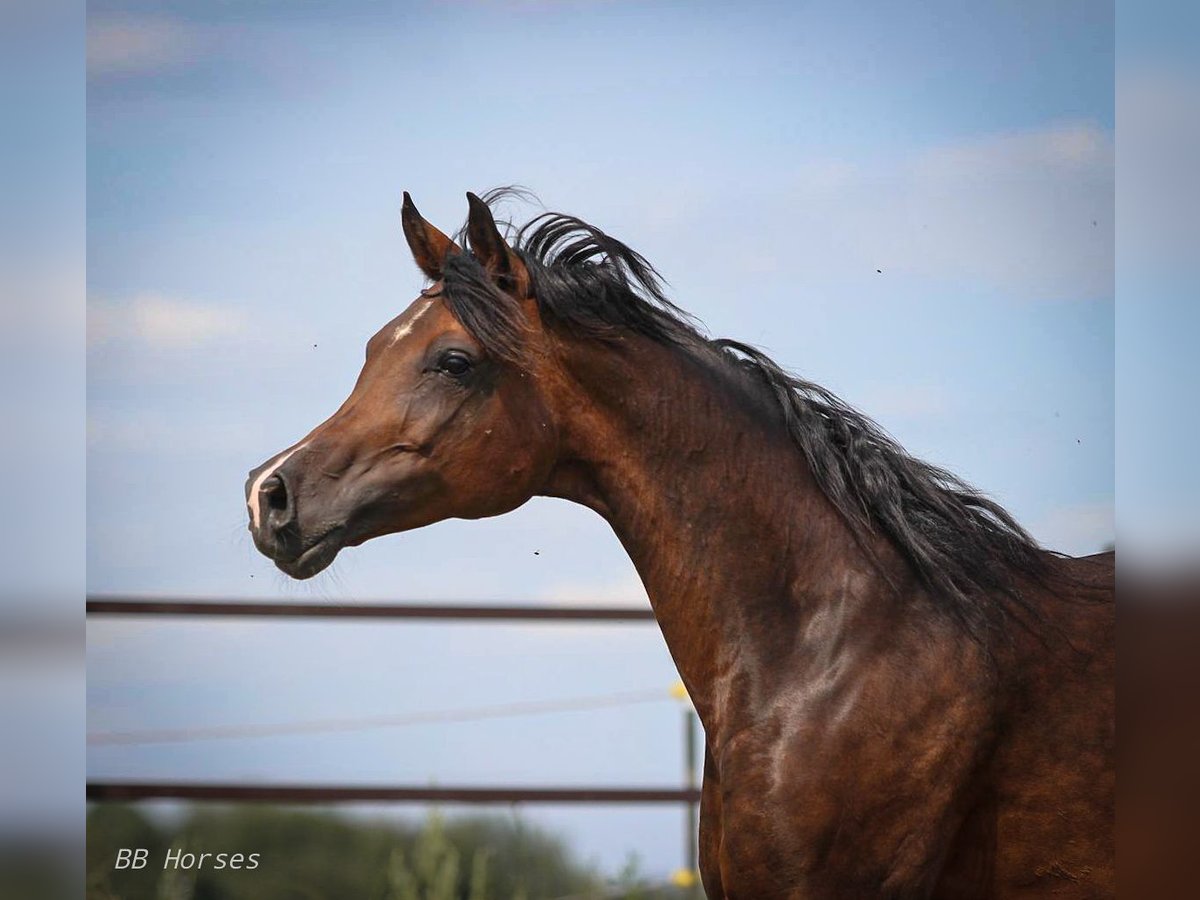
540,334,902,730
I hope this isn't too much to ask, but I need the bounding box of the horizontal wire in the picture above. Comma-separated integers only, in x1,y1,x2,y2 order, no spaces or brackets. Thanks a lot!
88,687,674,746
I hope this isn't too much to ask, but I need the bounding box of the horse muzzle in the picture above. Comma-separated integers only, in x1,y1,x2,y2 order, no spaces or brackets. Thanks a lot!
244,460,346,579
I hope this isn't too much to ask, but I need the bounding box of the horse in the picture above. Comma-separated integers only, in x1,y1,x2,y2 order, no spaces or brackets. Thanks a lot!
245,190,1115,898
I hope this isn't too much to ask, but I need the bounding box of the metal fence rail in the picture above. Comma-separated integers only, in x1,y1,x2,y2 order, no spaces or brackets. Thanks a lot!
86,597,656,622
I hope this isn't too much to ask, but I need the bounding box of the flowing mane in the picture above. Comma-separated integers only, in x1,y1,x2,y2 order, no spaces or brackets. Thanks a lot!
440,188,1052,641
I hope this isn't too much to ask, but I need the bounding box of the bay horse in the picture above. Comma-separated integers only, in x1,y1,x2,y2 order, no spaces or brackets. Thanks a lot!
246,190,1114,898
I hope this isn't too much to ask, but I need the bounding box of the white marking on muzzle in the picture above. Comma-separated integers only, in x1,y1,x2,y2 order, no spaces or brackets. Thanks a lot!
388,298,434,346
248,441,310,530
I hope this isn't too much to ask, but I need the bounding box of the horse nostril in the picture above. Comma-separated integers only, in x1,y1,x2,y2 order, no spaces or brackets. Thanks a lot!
261,474,293,527
266,477,288,511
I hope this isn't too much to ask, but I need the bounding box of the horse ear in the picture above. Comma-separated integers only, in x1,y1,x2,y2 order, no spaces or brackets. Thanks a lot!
401,192,460,281
466,192,530,297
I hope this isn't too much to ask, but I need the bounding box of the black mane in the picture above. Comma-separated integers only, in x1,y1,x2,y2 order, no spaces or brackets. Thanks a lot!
442,188,1052,641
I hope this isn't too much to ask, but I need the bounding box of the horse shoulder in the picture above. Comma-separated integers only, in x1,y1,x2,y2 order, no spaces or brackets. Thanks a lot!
711,616,1001,898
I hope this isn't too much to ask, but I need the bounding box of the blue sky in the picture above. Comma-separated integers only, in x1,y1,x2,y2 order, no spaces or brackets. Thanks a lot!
87,0,1114,878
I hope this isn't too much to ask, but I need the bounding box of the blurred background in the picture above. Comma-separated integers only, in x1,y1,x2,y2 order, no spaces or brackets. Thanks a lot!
80,0,1119,896
24,0,1200,898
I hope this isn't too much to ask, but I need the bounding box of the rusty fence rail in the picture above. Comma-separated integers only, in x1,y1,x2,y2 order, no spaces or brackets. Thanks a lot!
86,596,656,622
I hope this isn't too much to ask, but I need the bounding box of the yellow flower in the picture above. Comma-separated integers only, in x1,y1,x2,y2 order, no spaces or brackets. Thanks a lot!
670,868,698,888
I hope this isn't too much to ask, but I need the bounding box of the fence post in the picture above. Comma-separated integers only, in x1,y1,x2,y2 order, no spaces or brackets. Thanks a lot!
685,705,700,896
669,680,701,895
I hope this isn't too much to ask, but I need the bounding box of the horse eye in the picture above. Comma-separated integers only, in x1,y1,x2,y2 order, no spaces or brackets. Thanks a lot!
437,350,473,377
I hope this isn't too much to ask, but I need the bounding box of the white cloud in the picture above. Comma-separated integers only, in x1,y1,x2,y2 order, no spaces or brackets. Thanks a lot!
86,16,203,78
1031,501,1114,556
793,159,860,193
539,574,649,609
915,123,1111,181
858,384,950,420
87,414,261,454
707,121,1113,303
1117,66,1200,270
894,123,1112,301
88,293,248,349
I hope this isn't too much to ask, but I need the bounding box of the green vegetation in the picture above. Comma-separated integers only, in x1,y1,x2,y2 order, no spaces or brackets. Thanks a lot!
86,804,696,900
